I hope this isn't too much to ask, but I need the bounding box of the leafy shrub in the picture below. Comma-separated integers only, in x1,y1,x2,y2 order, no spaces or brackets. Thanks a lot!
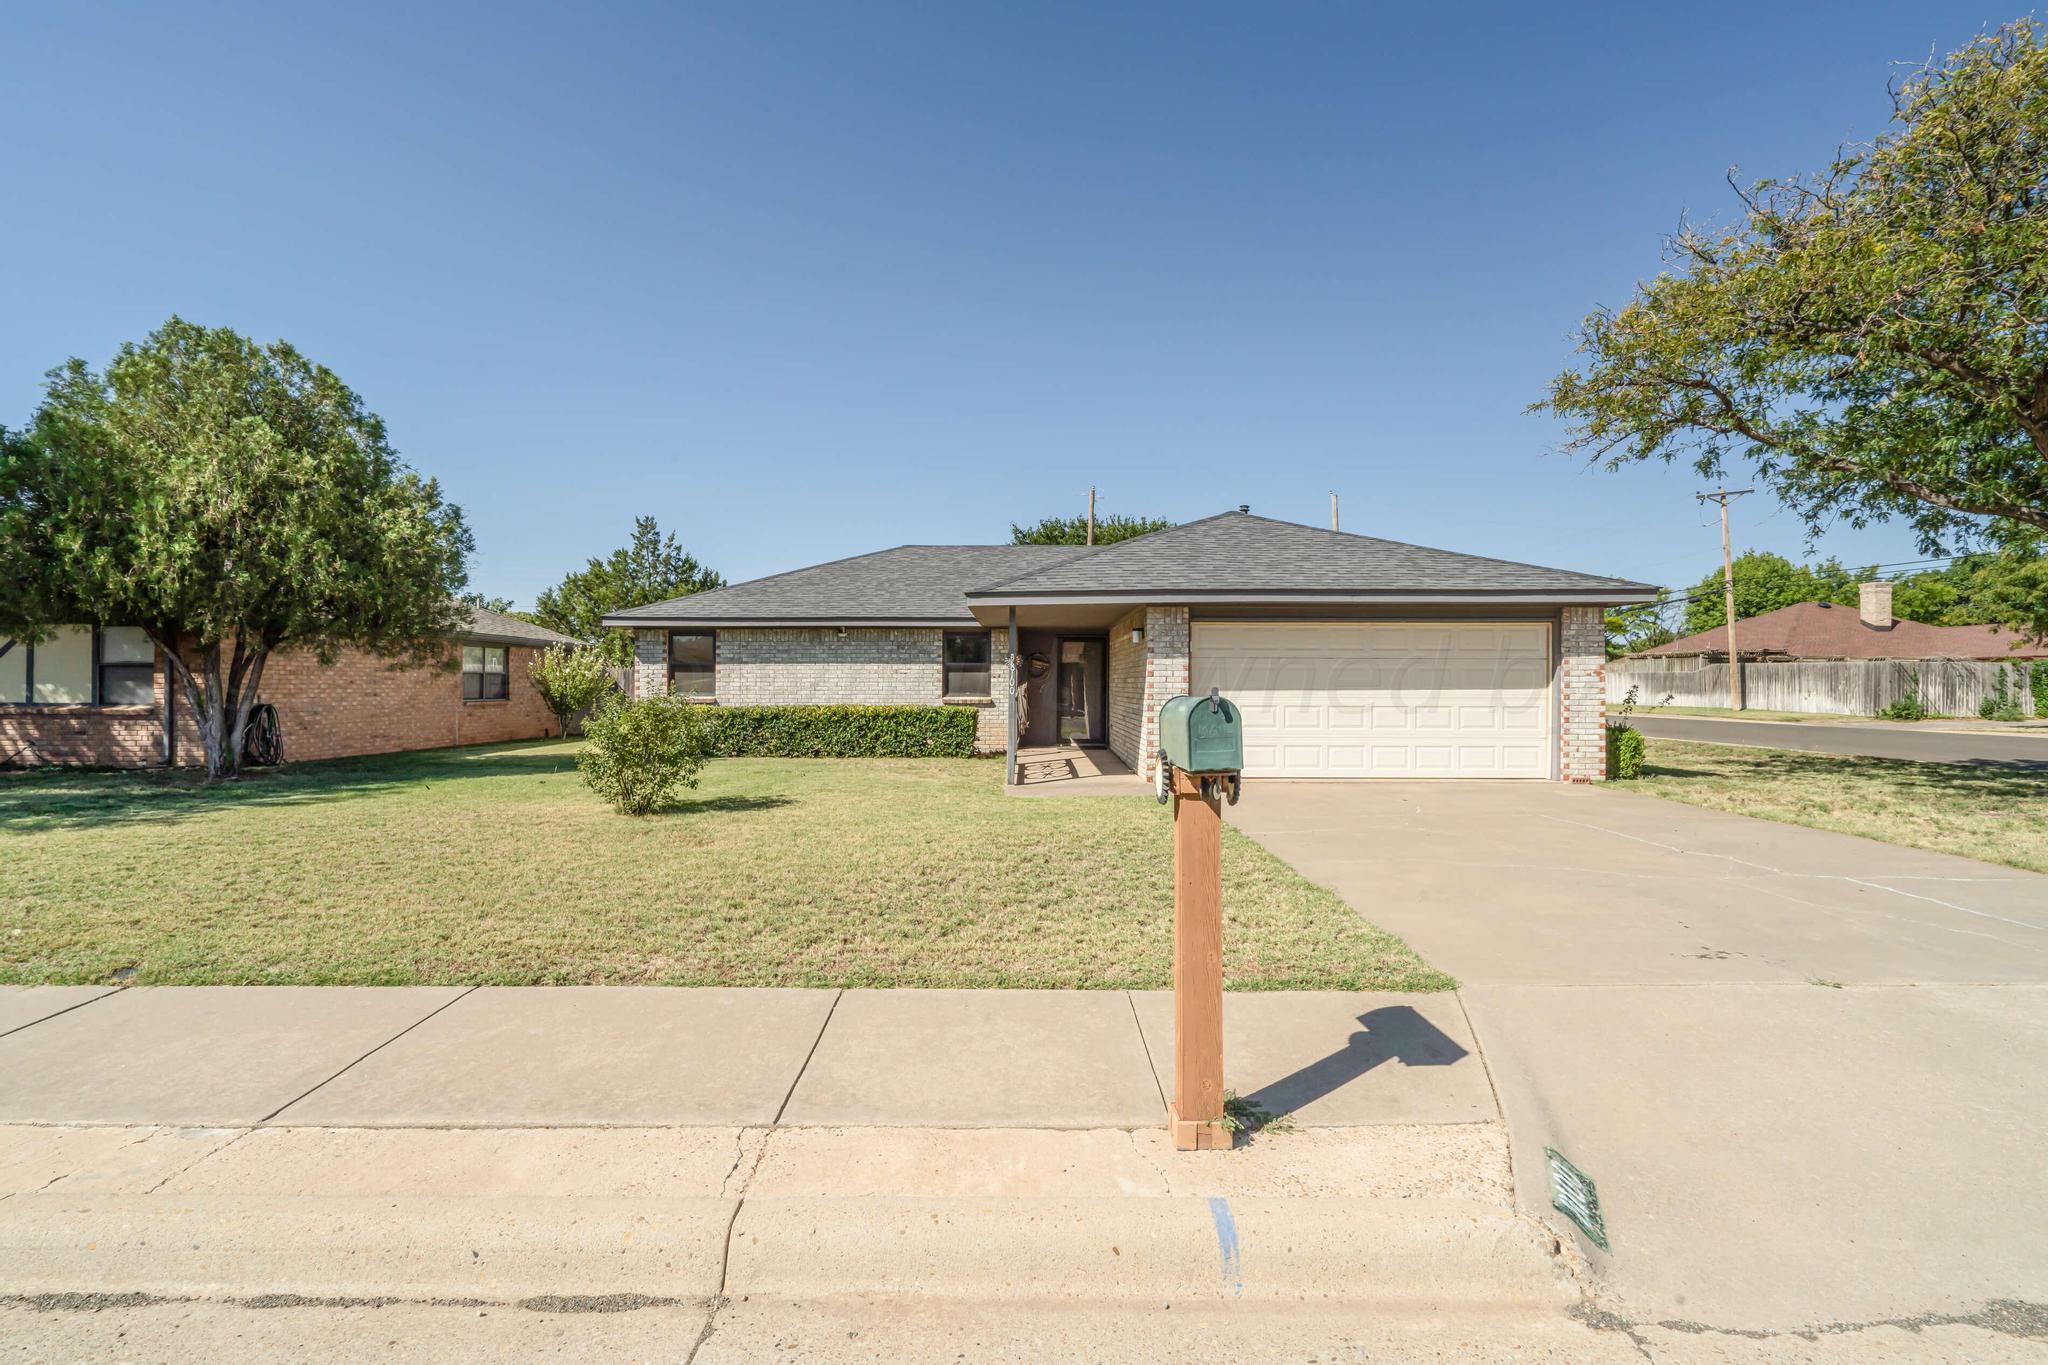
1878,678,1928,721
577,695,711,814
705,704,980,758
529,643,618,736
1606,724,1645,780
2034,661,2048,719
1979,666,2027,722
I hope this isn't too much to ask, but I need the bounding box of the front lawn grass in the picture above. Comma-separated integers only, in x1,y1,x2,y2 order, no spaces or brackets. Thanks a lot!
0,741,1450,991
1623,738,2048,874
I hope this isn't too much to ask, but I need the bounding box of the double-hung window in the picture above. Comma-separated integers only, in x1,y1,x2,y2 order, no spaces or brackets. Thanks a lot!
462,644,509,700
668,632,714,697
943,631,991,698
0,626,155,706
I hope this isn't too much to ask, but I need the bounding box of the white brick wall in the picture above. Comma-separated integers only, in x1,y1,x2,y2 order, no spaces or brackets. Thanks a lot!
633,625,1008,755
1136,606,1190,782
632,629,667,699
717,628,945,706
1559,605,1606,782
1106,607,1146,771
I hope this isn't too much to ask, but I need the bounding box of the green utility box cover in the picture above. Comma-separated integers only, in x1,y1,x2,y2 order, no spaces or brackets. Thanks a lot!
1157,691,1244,774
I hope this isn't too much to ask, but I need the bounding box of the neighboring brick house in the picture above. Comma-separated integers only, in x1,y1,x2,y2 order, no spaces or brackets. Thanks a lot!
606,510,1655,783
0,607,574,768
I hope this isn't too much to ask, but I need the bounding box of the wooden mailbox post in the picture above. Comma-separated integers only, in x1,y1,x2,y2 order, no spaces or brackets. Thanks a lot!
1168,766,1228,1150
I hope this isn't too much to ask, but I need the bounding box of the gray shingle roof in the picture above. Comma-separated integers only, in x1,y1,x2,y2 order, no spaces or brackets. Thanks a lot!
457,606,580,648
602,514,1655,627
602,546,1090,627
967,512,1656,600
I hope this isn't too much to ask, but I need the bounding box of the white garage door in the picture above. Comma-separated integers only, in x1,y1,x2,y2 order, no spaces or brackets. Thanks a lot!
1190,622,1553,779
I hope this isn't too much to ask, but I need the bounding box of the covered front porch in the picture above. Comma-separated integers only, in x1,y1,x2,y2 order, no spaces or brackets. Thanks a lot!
983,601,1189,790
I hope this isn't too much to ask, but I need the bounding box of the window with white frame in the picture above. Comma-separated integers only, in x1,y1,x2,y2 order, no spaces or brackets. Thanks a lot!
462,644,509,700
0,626,155,706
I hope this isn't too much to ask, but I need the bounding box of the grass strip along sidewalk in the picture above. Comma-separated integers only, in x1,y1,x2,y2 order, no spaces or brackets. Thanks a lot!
1,741,1449,991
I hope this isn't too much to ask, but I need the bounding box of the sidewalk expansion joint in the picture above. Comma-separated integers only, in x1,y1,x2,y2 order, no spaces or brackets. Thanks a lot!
1125,990,1169,1116
770,989,841,1126
257,985,480,1124
0,987,127,1042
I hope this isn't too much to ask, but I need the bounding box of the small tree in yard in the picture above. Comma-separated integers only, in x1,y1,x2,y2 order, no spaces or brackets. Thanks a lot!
0,318,472,779
529,643,617,736
578,695,712,814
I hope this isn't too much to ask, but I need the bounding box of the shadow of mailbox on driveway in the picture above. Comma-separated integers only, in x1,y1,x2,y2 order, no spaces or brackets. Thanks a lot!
1241,1006,1470,1121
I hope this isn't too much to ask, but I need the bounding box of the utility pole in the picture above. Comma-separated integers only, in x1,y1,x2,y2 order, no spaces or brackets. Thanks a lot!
1696,488,1754,711
1330,491,1339,531
1087,487,1096,546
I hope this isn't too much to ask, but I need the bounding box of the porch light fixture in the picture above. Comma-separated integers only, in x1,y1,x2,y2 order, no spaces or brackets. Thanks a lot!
1131,627,1144,645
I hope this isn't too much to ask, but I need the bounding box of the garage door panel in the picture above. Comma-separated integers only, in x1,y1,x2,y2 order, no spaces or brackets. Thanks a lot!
1191,622,1552,779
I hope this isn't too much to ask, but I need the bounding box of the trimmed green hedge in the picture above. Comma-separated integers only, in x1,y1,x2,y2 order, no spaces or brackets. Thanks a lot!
705,704,981,758
2034,661,2048,719
1606,724,1645,780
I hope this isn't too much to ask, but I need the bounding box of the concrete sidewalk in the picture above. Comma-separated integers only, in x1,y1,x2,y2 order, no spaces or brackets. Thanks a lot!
0,985,1489,1129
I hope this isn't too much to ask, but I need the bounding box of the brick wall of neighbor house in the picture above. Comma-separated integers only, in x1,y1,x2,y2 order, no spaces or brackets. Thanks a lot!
256,644,557,763
1136,605,1191,782
1559,605,1606,782
3,643,556,768
0,660,170,767
1106,607,1145,771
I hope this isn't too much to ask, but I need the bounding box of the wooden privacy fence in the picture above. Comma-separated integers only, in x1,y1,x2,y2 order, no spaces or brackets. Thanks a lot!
1608,657,2033,717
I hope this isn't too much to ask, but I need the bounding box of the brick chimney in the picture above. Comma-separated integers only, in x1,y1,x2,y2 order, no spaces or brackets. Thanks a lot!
1859,581,1894,629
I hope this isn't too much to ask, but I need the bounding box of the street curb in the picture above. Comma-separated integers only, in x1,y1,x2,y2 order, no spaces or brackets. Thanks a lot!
0,1195,734,1301
723,1196,1576,1305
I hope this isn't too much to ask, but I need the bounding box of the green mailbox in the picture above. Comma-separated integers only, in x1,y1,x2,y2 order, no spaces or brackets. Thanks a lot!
1156,689,1244,805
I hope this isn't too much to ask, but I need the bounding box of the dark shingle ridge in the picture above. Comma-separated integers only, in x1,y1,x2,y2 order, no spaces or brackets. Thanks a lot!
604,544,1085,625
965,510,1656,596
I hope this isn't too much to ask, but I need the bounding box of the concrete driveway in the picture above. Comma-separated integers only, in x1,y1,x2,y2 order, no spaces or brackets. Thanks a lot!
1228,780,2048,1335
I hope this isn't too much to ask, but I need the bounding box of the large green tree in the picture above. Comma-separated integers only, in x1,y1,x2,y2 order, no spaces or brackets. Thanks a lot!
533,516,723,665
1011,512,1174,545
0,317,473,779
1538,20,2048,639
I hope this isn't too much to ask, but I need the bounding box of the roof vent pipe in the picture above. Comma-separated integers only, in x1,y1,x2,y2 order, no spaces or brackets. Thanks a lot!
1238,504,1250,514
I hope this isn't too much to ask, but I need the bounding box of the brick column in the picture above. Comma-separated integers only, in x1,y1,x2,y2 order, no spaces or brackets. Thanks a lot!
977,628,1013,755
632,629,667,700
1137,605,1190,782
1559,606,1606,782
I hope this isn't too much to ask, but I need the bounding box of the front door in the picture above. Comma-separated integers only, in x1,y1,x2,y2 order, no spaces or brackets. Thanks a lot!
1056,637,1107,746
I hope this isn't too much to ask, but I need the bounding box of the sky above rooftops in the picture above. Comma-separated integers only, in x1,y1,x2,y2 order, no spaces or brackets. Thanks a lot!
0,1,1982,604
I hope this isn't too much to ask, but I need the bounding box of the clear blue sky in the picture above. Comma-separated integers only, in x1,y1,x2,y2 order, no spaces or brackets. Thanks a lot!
1,2,2002,605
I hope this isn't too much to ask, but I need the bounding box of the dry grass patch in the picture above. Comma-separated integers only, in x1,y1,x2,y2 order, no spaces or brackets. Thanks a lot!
1626,738,2048,874
0,741,1450,991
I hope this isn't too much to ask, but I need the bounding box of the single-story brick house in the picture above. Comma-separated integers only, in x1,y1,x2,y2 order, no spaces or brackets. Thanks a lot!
0,606,576,768
605,510,1656,782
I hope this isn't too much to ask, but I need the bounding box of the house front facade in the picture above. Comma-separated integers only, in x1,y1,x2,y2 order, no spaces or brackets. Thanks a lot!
0,607,574,768
606,510,1657,783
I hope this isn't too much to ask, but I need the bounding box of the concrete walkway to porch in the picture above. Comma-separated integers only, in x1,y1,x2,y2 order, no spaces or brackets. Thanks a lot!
1007,744,1150,796
0,985,1484,1129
